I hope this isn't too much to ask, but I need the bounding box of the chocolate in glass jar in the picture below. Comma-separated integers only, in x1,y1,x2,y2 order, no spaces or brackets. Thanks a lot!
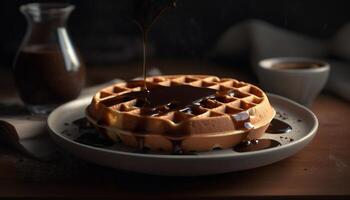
14,3,85,114
14,44,85,106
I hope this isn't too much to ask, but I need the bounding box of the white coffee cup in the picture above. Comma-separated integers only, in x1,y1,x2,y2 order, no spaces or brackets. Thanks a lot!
257,57,330,107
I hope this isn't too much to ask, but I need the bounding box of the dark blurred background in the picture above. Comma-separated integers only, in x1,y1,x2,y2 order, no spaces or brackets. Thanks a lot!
1,0,350,68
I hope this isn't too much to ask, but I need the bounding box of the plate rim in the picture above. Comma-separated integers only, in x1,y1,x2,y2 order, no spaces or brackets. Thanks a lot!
48,93,318,160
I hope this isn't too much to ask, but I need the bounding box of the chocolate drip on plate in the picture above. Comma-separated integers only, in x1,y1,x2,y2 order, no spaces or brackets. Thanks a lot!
73,118,114,147
233,139,281,152
266,118,292,134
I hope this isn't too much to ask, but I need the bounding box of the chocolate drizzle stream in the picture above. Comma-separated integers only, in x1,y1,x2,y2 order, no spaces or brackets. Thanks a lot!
133,0,177,90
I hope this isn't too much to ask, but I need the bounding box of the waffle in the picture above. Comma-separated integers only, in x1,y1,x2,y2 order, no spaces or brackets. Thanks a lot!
86,75,275,153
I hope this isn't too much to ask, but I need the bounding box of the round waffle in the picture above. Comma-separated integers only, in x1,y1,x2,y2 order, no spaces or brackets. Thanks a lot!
86,75,275,153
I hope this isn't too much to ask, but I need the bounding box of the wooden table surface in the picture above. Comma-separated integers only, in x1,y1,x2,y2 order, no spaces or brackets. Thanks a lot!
0,60,349,199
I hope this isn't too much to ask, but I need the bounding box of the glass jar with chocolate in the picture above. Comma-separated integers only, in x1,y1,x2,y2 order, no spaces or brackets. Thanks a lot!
13,3,85,114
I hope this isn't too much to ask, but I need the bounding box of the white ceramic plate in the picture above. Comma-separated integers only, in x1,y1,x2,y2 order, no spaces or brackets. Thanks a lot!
48,94,318,176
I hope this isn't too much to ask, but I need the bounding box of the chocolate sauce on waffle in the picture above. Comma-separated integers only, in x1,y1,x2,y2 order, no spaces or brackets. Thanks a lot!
233,139,281,152
133,0,177,90
115,84,217,116
266,118,292,134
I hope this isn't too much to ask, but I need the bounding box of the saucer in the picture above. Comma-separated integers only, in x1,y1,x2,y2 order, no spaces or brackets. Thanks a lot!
48,94,318,176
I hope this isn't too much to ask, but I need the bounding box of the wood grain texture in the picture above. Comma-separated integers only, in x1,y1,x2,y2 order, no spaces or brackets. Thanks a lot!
0,60,349,199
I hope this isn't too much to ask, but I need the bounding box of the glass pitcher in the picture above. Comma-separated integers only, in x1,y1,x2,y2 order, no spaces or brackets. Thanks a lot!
13,3,85,114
